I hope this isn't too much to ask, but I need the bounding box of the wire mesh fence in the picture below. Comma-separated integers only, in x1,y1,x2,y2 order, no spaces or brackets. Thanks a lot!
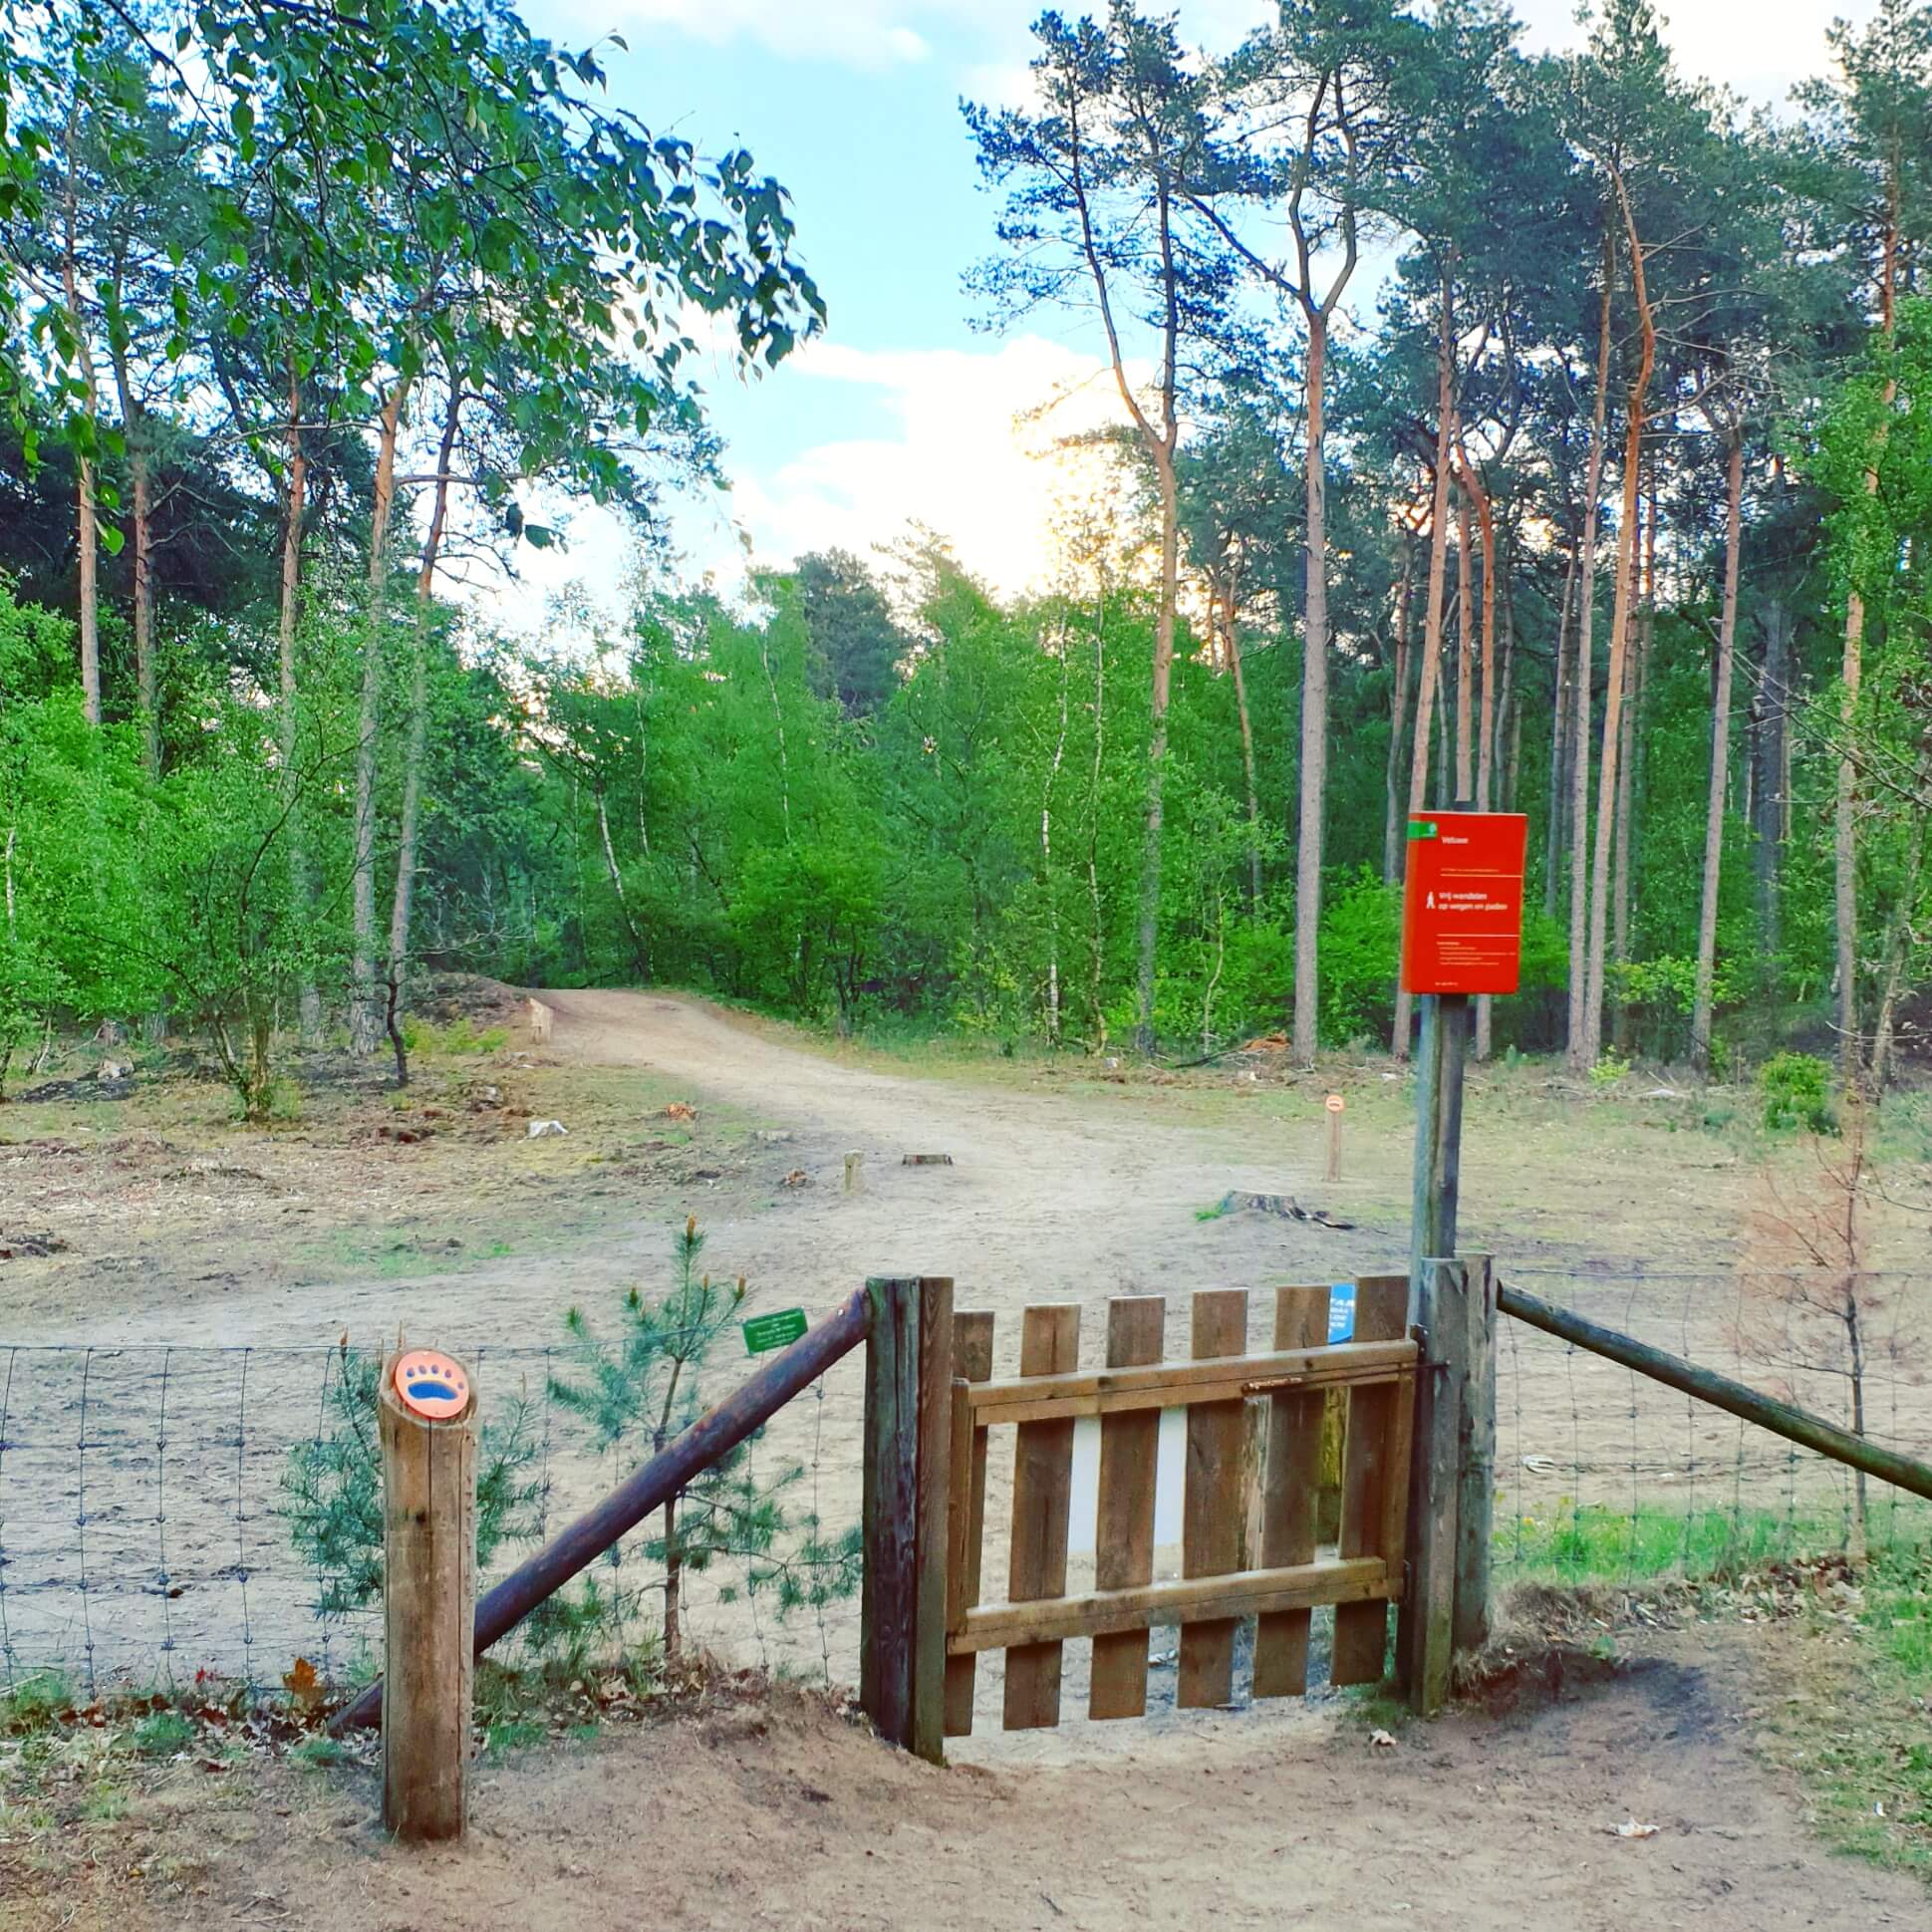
1493,1267,1932,1589
0,1339,867,1698
3,1263,1928,1699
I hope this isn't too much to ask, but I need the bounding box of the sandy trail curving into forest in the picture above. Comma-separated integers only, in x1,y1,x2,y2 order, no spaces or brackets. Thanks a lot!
524,986,1397,1328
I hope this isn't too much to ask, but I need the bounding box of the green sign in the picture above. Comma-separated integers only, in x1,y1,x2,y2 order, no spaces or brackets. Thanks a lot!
741,1308,808,1355
1408,819,1439,840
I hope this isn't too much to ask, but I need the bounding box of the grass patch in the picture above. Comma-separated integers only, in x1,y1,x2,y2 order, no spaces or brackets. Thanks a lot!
0,1673,76,1736
1502,1497,1932,1879
132,1709,195,1758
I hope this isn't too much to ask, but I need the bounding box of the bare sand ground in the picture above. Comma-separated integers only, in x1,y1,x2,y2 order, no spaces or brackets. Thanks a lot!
5,1629,1925,1932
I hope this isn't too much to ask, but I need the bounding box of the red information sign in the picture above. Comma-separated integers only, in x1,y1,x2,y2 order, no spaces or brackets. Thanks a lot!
1400,811,1528,995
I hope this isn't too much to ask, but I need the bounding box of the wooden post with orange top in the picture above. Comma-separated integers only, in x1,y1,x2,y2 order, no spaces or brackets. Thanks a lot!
380,1347,480,1841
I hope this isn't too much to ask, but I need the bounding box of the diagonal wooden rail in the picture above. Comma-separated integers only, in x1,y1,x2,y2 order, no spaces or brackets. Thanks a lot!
1498,1280,1932,1504
333,1283,875,1735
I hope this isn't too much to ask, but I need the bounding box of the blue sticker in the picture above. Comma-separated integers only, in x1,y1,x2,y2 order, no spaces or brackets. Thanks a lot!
1327,1283,1356,1344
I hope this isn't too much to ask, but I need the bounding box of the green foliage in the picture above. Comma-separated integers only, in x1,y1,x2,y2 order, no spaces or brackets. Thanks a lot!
132,1709,195,1758
279,1344,546,1620
1317,868,1400,1047
1761,1051,1836,1134
548,1219,860,1649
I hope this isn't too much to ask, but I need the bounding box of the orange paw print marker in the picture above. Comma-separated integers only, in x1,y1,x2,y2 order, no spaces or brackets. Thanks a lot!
394,1349,470,1420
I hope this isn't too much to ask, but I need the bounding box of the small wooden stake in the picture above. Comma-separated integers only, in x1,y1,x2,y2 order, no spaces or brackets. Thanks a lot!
1325,1095,1344,1184
845,1151,864,1195
380,1350,478,1842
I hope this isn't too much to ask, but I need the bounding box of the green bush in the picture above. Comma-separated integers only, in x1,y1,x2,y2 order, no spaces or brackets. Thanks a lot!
1761,1051,1835,1133
1317,867,1399,1047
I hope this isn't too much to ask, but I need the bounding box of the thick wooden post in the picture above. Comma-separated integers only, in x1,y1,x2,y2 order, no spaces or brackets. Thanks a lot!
911,1276,954,1765
862,1276,952,1763
1455,1253,1496,1656
380,1351,478,1842
1398,1261,1465,1716
861,1276,918,1750
1410,993,1469,1285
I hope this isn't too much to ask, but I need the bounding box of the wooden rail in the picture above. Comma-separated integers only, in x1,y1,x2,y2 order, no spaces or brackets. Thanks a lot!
334,1283,876,1735
951,1555,1393,1653
965,1336,1416,1423
1498,1279,1932,1504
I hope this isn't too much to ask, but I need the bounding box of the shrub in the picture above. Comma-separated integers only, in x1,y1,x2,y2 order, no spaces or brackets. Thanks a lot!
1761,1051,1835,1134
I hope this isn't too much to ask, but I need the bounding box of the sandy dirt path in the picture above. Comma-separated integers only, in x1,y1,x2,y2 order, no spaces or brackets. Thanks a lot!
12,1633,1924,1932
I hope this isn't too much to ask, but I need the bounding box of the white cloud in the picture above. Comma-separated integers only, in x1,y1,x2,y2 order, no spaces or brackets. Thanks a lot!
726,334,1147,598
1513,0,1882,109
572,0,978,69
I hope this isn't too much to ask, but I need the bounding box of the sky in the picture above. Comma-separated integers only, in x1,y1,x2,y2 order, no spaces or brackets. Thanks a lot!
503,0,1882,628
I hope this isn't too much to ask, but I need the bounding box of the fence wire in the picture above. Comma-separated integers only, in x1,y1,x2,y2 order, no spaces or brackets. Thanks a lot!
0,1340,866,1698
3,1265,1927,1697
1493,1269,1932,1590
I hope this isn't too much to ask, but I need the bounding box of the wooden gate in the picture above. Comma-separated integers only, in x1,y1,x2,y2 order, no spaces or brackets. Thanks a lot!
941,1276,1417,1736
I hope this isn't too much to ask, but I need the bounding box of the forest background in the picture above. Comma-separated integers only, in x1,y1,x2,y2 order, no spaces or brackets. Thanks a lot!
4,0,1932,1115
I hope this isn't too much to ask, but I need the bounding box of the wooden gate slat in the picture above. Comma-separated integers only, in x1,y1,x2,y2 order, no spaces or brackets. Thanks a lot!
1089,1295,1166,1720
1002,1303,1081,1731
1253,1284,1331,1698
1331,1273,1411,1687
942,1310,995,1738
1179,1289,1248,1709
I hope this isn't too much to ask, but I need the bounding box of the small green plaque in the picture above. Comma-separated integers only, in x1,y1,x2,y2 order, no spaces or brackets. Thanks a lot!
1408,819,1439,840
741,1308,808,1355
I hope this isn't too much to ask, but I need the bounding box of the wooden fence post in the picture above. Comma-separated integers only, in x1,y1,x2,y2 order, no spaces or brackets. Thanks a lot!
380,1349,478,1841
861,1276,952,1763
1398,1261,1464,1717
1455,1253,1496,1656
911,1276,954,1765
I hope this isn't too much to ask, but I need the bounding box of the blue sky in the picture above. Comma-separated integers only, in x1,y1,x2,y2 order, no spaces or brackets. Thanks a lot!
503,0,1880,620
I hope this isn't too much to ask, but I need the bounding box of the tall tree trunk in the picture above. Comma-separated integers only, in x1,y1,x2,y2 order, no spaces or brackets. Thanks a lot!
1290,310,1332,1066
1869,779,1928,1091
1392,280,1457,1060
1544,547,1577,919
1581,177,1656,1063
386,380,463,1045
596,788,650,978
1836,482,1892,1073
1454,488,1475,806
1224,591,1263,908
1087,591,1109,1053
1475,523,1507,1063
1691,426,1745,1074
1611,467,1657,1053
351,380,411,1054
1384,536,1415,885
106,313,156,775
1566,228,1617,1072
278,373,322,1047
1756,597,1793,972
1465,458,1499,811
1134,450,1178,1055
61,129,101,726
1042,619,1071,1041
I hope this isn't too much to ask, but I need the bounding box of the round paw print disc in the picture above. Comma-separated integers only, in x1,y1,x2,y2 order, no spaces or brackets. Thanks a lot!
394,1349,470,1420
